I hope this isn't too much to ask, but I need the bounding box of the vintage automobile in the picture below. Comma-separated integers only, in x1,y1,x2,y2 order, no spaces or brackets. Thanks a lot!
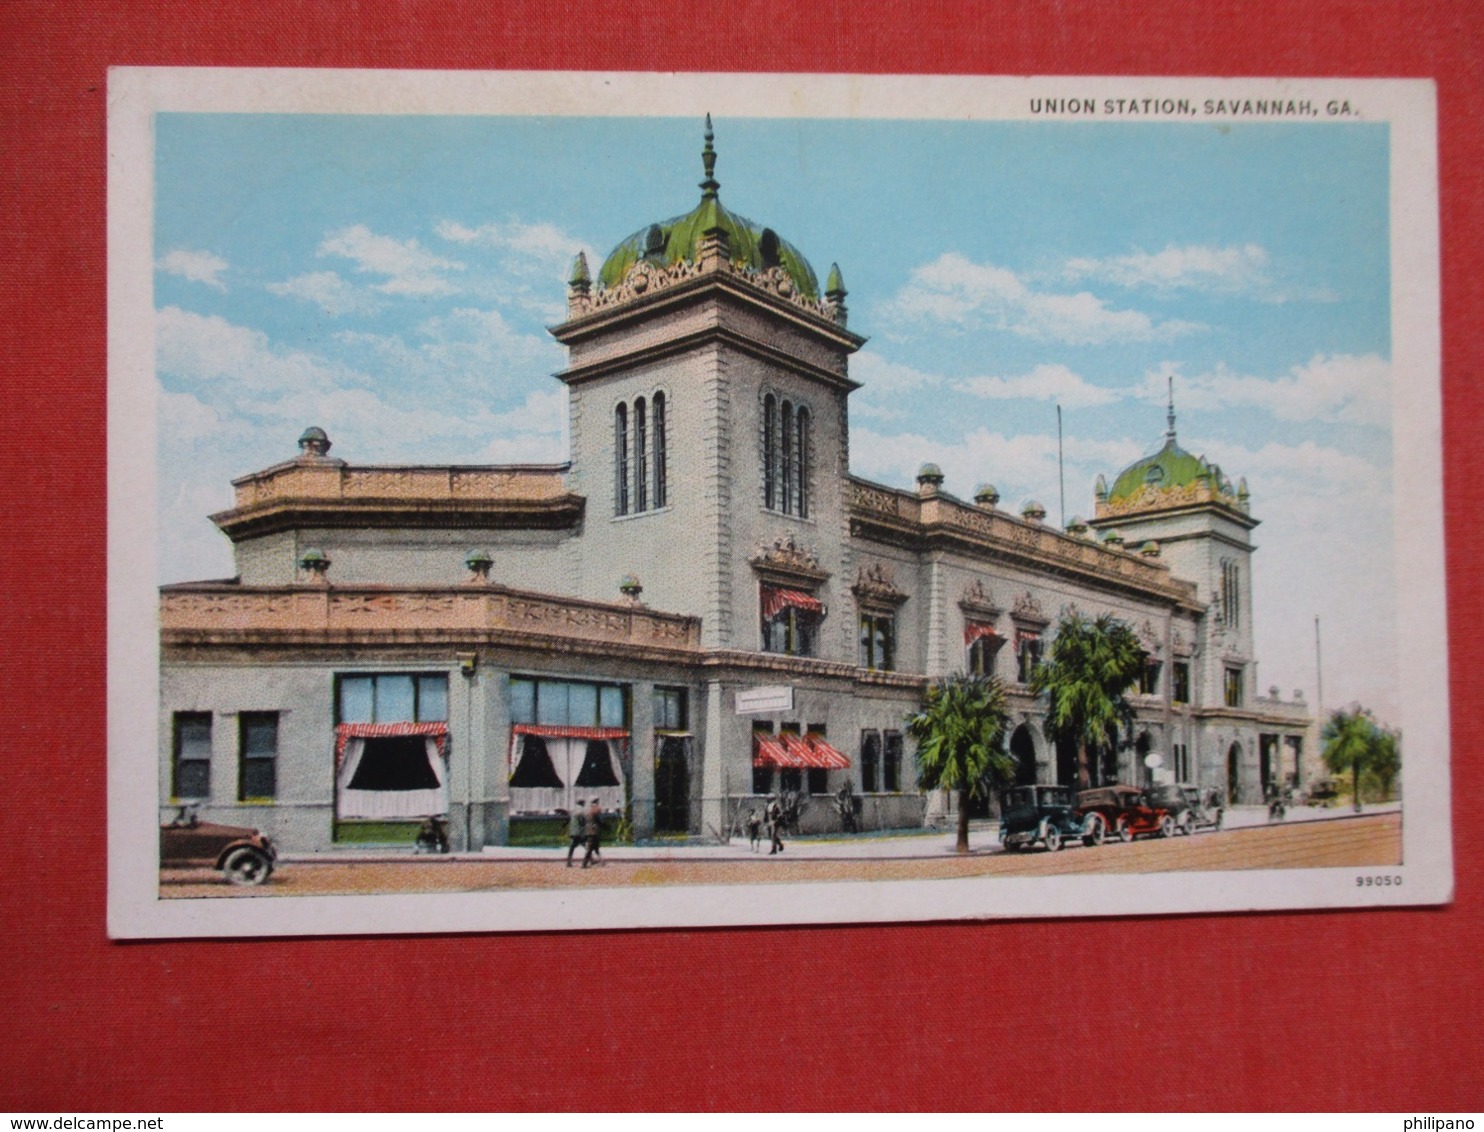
1076,785,1176,842
160,806,277,885
1146,783,1223,834
1303,778,1341,808
998,784,1105,852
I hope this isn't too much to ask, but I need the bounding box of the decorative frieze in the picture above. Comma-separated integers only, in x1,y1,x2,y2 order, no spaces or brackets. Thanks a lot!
1010,590,1050,629
749,532,830,587
851,563,909,610
957,578,1002,620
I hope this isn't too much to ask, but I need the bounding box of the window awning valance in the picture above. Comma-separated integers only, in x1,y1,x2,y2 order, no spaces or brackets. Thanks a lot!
753,734,851,769
335,721,448,768
761,586,823,621
511,724,630,741
963,621,1001,646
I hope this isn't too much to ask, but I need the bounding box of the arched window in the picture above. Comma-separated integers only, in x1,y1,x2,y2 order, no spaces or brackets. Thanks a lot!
795,406,810,518
652,392,667,508
762,393,777,509
780,400,794,515
614,403,629,516
634,397,648,512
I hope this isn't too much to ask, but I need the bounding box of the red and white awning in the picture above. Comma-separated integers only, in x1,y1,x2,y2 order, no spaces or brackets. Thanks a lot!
964,620,1001,646
753,733,851,769
335,721,448,768
511,723,630,741
761,586,823,621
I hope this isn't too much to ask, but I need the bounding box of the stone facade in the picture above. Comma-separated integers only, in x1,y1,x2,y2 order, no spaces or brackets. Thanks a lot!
159,136,1311,851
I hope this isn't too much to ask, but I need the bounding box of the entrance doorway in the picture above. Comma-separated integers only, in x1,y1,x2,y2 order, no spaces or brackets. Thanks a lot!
1227,742,1242,804
1011,726,1038,786
654,735,692,833
1056,736,1080,789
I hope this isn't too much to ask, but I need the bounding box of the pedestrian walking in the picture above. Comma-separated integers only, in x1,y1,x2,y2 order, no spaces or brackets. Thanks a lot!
566,799,586,866
746,808,762,851
582,798,603,868
767,796,784,855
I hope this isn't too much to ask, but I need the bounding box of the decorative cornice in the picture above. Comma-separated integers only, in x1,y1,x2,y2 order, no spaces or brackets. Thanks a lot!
957,578,1002,621
851,563,909,611
749,533,830,587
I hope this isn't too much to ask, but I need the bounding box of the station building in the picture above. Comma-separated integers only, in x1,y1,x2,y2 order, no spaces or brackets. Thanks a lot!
159,121,1312,851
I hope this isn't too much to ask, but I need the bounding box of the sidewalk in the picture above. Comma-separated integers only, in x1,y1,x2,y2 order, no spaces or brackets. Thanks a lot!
278,801,1401,864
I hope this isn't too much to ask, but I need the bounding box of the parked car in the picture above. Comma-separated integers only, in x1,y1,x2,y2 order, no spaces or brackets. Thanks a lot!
1303,778,1340,808
1076,785,1175,842
160,806,277,885
999,784,1104,852
1146,783,1223,834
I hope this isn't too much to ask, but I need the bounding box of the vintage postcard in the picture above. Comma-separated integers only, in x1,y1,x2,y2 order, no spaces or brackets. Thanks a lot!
108,70,1447,938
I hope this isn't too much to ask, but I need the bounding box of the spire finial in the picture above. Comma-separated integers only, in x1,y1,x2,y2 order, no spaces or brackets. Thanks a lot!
1165,375,1177,442
700,113,720,200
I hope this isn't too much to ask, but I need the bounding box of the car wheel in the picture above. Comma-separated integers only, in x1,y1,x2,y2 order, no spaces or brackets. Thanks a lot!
223,846,272,886
1082,814,1105,848
1115,817,1133,843
1214,809,1224,831
1043,825,1063,852
1159,815,1176,839
1180,812,1195,836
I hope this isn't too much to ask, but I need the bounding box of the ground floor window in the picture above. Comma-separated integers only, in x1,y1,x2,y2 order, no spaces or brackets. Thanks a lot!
172,712,212,800
1173,742,1190,782
883,731,903,792
338,673,448,725
860,731,880,792
335,723,449,819
507,726,629,816
510,675,627,730
654,734,693,833
238,712,278,801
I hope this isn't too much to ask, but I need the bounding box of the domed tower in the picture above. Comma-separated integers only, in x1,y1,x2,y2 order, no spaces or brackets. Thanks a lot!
549,117,865,652
1088,383,1259,709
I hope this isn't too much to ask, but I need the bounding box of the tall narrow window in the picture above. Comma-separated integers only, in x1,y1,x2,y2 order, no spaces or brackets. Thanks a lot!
1220,558,1241,627
614,403,630,516
780,400,794,515
238,712,278,801
1225,666,1245,708
860,730,881,793
858,612,895,671
1172,661,1191,704
883,731,903,792
762,394,777,509
172,712,212,800
634,397,648,513
795,406,810,518
652,392,667,508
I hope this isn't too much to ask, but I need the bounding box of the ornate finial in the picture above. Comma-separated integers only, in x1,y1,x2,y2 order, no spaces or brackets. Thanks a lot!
825,262,846,298
1165,375,1177,443
700,114,720,200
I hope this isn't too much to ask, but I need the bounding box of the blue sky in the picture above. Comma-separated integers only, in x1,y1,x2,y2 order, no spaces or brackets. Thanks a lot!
153,112,1395,719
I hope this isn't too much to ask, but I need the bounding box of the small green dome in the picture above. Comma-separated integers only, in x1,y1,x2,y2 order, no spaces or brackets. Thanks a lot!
596,117,820,300
1104,389,1238,509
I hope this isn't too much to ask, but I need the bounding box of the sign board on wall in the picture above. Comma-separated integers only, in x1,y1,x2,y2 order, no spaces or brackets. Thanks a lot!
735,685,794,714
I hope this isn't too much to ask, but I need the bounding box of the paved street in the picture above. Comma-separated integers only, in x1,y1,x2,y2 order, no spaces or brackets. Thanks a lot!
160,806,1401,898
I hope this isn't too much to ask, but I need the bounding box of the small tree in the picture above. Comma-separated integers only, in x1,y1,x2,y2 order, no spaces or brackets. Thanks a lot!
1367,727,1401,801
906,673,1014,853
1322,706,1378,812
1032,612,1148,789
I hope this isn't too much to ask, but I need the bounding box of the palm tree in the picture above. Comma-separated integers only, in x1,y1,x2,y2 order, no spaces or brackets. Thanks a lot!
1322,706,1378,812
1031,612,1147,789
1368,728,1401,801
905,673,1014,853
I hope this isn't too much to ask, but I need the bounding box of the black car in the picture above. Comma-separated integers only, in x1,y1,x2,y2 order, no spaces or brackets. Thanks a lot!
998,784,1103,852
160,806,277,885
1146,783,1223,834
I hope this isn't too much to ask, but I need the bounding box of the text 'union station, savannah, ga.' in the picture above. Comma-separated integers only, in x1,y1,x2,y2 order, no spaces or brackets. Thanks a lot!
159,120,1312,854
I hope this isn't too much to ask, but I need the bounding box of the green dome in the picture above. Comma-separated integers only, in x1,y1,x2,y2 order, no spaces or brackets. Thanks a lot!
1106,438,1221,503
596,117,820,300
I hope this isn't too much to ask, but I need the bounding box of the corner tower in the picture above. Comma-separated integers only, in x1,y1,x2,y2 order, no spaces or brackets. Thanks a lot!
549,118,866,650
1088,385,1258,706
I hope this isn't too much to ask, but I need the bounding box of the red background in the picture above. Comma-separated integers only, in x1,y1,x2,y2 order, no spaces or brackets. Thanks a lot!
3,1,1481,1112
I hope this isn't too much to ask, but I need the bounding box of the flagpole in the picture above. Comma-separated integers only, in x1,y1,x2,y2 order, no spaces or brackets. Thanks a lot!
1057,403,1065,529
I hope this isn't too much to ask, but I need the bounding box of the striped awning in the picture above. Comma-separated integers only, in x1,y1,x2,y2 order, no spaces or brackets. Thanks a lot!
512,724,630,740
335,721,448,768
753,734,851,769
761,586,823,621
964,620,1001,646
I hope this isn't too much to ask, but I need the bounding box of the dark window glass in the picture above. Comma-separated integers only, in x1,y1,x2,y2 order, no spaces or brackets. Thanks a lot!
762,394,777,509
509,736,562,787
780,768,802,793
796,407,810,518
349,736,438,791
634,397,648,512
614,403,630,516
238,712,277,801
883,732,903,792
763,605,816,658
172,712,212,799
968,633,1004,677
1225,667,1245,708
807,767,829,795
575,741,620,787
654,686,687,731
1016,635,1042,684
653,392,667,508
780,400,794,515
860,730,881,792
1139,661,1162,696
859,613,895,671
1172,662,1191,704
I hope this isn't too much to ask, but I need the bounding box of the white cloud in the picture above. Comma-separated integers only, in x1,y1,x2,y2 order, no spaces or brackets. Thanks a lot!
158,387,225,443
318,224,463,296
155,306,369,392
954,363,1118,409
1147,353,1391,427
882,252,1198,345
1064,243,1271,293
156,248,229,290
436,219,591,271
266,271,375,317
